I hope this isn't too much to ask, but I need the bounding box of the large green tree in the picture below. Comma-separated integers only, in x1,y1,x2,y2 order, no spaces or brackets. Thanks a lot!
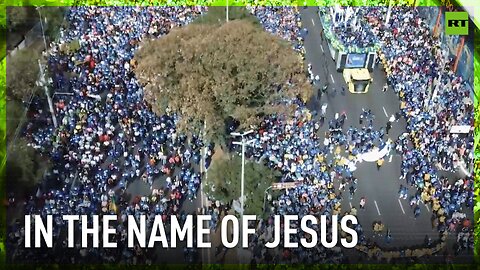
134,19,312,142
203,155,280,215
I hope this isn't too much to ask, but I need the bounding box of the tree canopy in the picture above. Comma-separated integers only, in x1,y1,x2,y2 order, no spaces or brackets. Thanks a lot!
41,7,69,42
6,6,38,33
6,99,26,144
7,138,50,191
6,48,41,102
203,155,280,215
134,19,312,142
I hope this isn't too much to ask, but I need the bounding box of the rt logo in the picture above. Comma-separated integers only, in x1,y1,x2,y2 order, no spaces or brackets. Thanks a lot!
445,12,469,35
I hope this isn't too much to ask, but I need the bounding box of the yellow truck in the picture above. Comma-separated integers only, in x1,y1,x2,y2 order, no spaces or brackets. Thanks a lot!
343,68,373,93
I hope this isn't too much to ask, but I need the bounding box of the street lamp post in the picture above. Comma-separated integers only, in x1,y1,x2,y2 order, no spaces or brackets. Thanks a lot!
385,0,393,25
37,59,58,128
231,130,254,262
35,6,59,129
36,6,48,50
231,130,254,220
226,0,229,22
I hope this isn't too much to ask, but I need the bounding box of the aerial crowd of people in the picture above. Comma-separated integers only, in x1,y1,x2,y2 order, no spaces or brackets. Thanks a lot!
8,6,209,264
6,5,473,265
320,6,379,52
238,5,473,263
367,5,474,254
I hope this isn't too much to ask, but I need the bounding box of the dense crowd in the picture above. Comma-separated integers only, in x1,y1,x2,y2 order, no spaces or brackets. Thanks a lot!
6,5,473,265
247,7,305,54
241,6,473,263
361,6,473,256
242,107,388,184
324,6,378,51
240,7,384,263
238,105,386,263
8,6,208,264
371,5,473,237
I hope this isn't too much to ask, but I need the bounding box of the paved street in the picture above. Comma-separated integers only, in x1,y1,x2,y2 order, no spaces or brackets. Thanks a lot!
300,6,431,247
299,7,472,262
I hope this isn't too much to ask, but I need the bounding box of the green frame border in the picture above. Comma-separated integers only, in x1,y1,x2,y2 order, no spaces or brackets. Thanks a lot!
0,0,477,269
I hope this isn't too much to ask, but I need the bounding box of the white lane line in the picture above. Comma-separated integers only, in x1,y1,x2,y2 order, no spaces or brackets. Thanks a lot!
311,18,315,26
349,202,353,209
374,200,381,216
398,199,406,214
320,44,324,52
389,155,393,162
330,74,335,84
382,106,389,117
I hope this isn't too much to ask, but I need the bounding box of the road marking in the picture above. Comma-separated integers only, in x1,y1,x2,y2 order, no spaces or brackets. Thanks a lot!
349,202,353,209
330,74,335,84
382,106,389,117
374,200,381,216
389,155,393,162
320,44,324,52
311,18,315,26
398,199,405,214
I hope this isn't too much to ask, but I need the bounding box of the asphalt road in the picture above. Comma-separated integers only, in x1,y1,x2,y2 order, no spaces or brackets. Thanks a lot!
299,7,472,263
